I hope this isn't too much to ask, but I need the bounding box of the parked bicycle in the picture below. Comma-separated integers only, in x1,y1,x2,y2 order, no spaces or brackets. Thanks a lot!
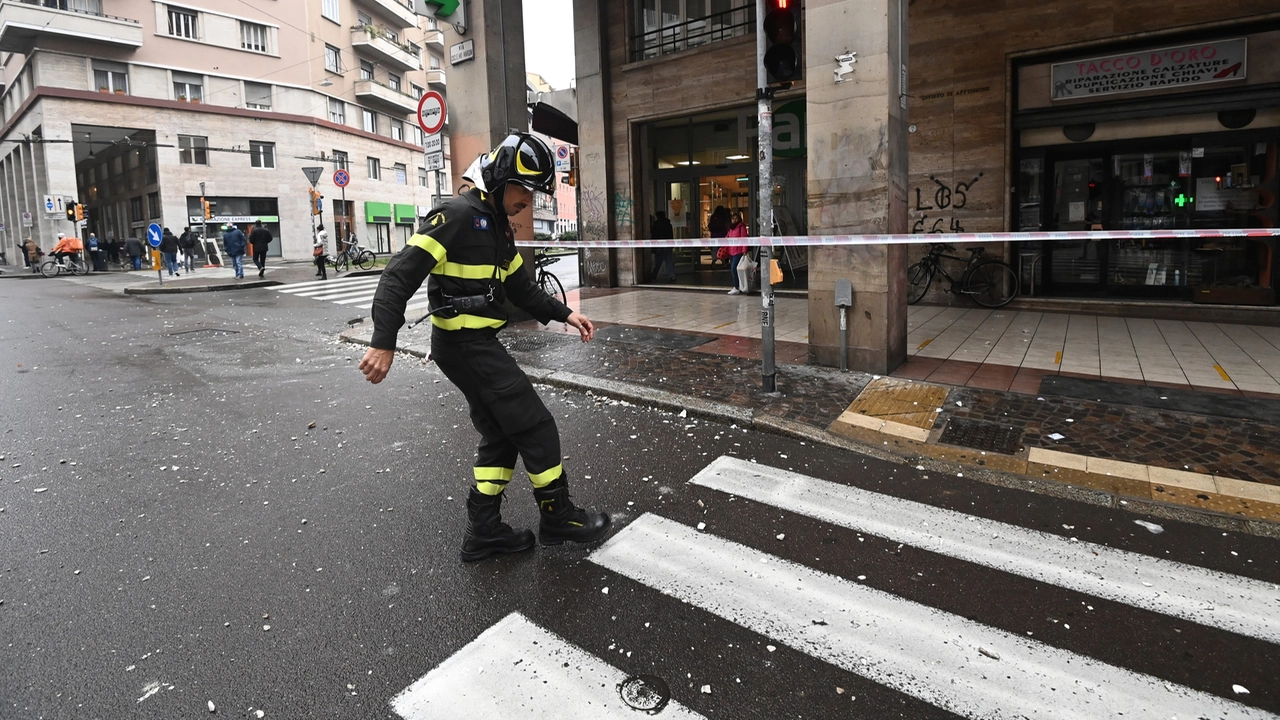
535,248,566,306
40,254,88,278
329,237,377,273
907,243,1019,308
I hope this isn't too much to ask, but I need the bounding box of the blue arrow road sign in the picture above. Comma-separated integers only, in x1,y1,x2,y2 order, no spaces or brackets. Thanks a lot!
45,198,55,211
147,223,163,248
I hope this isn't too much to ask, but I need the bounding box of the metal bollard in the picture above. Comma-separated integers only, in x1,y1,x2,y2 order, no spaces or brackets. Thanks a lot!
834,279,853,371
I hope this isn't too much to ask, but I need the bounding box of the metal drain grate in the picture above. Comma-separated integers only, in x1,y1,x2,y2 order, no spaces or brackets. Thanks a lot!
939,417,1025,455
167,328,240,337
502,333,564,353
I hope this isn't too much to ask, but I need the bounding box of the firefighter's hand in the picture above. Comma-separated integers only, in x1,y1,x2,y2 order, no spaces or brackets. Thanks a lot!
359,347,394,384
566,312,594,343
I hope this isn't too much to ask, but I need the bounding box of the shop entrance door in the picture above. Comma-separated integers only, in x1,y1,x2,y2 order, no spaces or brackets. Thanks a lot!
1041,156,1107,294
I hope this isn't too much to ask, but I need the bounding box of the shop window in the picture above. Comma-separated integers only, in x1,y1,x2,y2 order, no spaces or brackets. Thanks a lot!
632,0,754,61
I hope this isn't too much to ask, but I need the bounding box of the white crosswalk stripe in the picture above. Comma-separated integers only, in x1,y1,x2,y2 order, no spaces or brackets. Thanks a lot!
275,275,431,314
391,457,1278,719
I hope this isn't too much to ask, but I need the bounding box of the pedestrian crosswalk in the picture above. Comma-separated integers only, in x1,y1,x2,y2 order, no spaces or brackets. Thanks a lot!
275,275,432,316
391,456,1279,719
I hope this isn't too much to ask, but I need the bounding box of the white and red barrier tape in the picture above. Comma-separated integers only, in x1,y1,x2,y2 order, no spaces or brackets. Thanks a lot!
516,228,1280,248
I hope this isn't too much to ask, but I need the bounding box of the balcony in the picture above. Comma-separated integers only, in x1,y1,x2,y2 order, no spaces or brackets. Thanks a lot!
354,78,418,114
350,26,421,72
426,68,445,89
354,0,416,29
423,29,444,48
0,1,143,54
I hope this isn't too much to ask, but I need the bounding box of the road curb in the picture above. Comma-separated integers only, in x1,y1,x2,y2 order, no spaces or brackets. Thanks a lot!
125,279,284,294
336,330,1280,536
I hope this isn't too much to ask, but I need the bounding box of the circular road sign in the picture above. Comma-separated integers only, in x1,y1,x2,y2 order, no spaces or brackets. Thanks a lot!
417,90,446,135
556,145,569,160
333,169,350,188
147,222,163,248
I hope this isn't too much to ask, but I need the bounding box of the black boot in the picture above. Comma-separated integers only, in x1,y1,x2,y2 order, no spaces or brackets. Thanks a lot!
533,476,611,546
460,488,535,562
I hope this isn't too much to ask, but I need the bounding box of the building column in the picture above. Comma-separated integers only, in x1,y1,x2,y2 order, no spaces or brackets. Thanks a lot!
443,0,533,242
805,0,909,373
573,0,614,287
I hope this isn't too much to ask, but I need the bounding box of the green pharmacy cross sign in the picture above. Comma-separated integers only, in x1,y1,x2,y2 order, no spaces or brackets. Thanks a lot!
423,0,458,16
1174,193,1193,208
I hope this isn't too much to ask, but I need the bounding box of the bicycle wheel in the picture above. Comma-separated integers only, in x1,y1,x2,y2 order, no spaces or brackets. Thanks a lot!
354,250,376,270
964,260,1019,308
68,259,87,276
906,262,933,305
539,270,566,306
40,260,60,278
332,254,348,273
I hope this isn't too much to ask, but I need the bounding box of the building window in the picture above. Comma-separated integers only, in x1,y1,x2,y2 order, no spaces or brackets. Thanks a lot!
418,167,428,186
332,150,349,171
244,81,272,110
368,157,381,180
356,11,371,26
411,83,424,99
240,21,268,53
362,109,376,134
172,71,203,102
324,44,342,73
148,191,161,219
328,98,345,124
321,0,339,22
178,135,208,165
93,61,128,93
426,16,437,30
413,126,424,146
130,196,144,223
249,141,275,169
167,6,198,39
360,60,374,81
428,54,441,70
393,163,407,185
633,0,754,60
390,119,403,141
388,73,401,92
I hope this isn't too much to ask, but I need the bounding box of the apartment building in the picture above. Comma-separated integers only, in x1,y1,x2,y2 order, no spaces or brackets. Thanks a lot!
0,0,452,261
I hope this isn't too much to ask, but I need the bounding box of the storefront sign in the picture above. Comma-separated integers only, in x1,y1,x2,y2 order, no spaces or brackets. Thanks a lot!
187,215,279,224
737,99,806,159
1052,38,1246,101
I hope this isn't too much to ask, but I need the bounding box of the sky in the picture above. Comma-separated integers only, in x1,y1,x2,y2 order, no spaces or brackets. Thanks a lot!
523,0,576,90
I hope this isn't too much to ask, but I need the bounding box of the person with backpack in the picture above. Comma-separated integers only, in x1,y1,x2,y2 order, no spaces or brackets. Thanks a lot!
249,221,273,278
222,223,248,278
178,227,198,273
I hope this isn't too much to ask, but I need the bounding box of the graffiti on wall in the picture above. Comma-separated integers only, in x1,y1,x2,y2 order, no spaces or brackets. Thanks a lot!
612,190,634,228
580,186,609,241
911,172,983,234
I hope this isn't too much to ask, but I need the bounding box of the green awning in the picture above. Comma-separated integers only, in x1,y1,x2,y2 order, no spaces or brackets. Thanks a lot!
365,201,392,223
394,203,416,225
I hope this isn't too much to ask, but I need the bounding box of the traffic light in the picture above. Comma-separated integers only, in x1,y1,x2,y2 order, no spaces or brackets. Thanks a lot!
567,148,578,188
202,197,212,219
74,203,84,222
66,201,78,223
309,188,323,215
762,0,802,85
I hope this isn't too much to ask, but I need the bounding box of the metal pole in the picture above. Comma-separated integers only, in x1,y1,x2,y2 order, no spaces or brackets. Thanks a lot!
341,184,347,251
756,0,776,393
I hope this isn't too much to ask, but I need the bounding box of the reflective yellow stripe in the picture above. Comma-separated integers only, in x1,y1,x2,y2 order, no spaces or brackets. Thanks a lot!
431,313,506,331
475,481,506,496
432,261,502,280
528,464,563,488
507,253,523,273
474,466,514,482
407,233,447,263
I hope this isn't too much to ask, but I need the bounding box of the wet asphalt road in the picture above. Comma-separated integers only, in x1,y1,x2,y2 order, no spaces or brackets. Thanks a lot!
1,278,1278,719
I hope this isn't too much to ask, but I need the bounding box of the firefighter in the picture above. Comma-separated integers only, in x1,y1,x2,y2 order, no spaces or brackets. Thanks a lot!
359,133,609,561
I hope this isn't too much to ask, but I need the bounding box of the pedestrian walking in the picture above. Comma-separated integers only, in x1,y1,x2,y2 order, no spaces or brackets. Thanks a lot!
222,223,248,278
159,227,180,276
87,232,103,272
105,236,120,268
249,221,272,278
124,235,144,270
649,211,676,282
725,211,749,295
312,225,328,280
178,227,198,273
359,132,610,562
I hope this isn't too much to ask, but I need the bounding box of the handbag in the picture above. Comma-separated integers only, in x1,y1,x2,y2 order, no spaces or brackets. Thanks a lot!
716,246,730,261
313,245,323,257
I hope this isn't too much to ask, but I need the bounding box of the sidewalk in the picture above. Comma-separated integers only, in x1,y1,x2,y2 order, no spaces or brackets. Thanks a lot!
43,261,1277,533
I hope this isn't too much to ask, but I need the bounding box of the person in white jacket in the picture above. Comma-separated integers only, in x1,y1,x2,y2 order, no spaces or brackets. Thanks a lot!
313,225,328,280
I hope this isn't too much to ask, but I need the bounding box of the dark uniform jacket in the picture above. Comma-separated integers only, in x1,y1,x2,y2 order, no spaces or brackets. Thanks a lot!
370,188,571,350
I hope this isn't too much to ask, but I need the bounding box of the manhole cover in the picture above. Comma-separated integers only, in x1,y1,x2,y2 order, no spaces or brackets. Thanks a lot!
502,333,563,353
939,417,1024,454
618,674,671,713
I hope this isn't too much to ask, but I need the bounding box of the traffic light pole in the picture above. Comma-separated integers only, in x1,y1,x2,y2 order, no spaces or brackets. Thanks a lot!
757,0,777,393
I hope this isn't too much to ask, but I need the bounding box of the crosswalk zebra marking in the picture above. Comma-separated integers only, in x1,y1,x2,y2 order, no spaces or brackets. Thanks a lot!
690,456,1280,644
589,513,1270,720
390,613,706,719
275,275,431,315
